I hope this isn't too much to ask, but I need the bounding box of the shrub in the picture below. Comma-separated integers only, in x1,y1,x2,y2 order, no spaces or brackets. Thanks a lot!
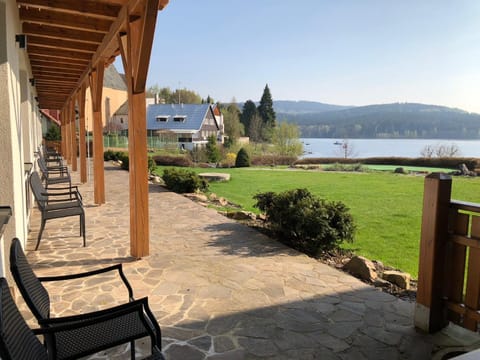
162,168,208,193
152,155,193,167
220,153,236,168
45,125,61,141
323,163,368,172
251,155,298,166
148,156,156,174
205,135,221,163
235,148,250,167
254,188,355,256
117,152,129,170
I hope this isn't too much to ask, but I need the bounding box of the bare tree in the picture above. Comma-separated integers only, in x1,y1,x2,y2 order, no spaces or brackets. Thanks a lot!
420,142,461,158
334,139,357,158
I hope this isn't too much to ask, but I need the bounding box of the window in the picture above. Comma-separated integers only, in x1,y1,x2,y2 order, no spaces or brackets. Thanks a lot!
120,118,124,124
156,116,169,122
173,116,186,122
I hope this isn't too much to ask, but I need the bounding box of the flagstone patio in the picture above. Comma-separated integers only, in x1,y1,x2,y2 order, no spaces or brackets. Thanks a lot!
16,163,480,359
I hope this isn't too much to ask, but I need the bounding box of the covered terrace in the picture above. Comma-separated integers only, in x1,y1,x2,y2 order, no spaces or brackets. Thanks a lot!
1,0,480,359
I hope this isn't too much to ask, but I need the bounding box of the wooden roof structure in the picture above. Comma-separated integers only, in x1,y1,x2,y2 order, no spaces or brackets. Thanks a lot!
16,0,170,258
18,0,168,109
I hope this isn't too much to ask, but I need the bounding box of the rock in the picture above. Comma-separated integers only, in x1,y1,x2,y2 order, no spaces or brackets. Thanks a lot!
343,256,377,281
151,176,162,184
373,278,391,288
230,211,256,221
184,193,208,202
382,270,411,290
458,163,477,177
209,193,218,201
217,197,229,206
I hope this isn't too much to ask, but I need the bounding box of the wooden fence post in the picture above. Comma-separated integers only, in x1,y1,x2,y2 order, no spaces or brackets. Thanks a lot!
415,172,452,333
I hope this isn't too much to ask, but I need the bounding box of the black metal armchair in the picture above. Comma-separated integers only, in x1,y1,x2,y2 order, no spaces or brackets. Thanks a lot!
37,156,71,189
29,171,85,250
0,277,165,360
9,238,164,359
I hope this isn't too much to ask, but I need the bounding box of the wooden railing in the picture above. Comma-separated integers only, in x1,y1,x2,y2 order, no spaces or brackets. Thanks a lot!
415,173,480,333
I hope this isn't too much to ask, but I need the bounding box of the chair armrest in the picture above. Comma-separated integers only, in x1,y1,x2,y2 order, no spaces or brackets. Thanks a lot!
38,263,133,301
45,186,82,202
36,298,162,359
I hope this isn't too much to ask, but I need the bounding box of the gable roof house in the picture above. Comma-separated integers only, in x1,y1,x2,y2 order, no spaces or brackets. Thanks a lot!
147,104,224,150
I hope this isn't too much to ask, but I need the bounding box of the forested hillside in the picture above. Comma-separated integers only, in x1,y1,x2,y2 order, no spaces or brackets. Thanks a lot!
275,102,480,139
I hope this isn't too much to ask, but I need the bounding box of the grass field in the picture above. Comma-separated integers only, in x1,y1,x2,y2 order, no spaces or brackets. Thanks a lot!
155,166,480,278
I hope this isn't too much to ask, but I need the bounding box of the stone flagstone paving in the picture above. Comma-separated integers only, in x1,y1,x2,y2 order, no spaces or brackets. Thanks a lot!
15,163,480,359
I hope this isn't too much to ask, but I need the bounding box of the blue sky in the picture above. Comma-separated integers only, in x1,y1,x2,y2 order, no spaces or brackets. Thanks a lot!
119,1,480,113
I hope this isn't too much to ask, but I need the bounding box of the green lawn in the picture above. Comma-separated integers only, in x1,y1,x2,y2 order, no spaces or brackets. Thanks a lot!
155,166,480,278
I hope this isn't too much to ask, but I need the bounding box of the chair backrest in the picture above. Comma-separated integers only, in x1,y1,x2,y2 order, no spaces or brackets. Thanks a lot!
29,171,47,210
10,238,51,320
36,157,49,176
0,277,48,360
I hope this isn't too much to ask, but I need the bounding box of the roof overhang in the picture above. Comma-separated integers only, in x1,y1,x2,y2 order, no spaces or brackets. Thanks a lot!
17,0,169,110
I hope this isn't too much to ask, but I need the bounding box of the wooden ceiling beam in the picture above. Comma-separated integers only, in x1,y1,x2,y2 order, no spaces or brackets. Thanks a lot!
34,74,80,83
17,0,121,20
19,7,111,33
23,23,104,44
28,45,92,61
30,59,87,71
32,68,83,78
28,35,97,53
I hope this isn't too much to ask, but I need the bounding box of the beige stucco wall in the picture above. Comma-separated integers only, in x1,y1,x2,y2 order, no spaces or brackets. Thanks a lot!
0,0,42,277
85,86,127,133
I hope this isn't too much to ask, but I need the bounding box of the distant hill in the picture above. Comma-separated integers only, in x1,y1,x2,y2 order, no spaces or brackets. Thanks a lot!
273,100,351,114
274,102,480,139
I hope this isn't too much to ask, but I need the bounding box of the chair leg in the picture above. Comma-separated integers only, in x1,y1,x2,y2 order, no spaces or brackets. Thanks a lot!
81,214,86,247
36,218,46,250
130,340,135,359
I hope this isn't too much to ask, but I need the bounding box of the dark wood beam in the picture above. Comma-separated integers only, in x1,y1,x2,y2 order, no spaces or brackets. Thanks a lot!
27,46,92,61
27,35,97,53
19,7,111,33
17,0,121,20
23,23,104,44
30,59,86,71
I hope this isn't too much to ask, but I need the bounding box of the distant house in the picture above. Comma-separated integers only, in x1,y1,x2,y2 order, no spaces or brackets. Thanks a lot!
109,101,129,133
147,104,224,150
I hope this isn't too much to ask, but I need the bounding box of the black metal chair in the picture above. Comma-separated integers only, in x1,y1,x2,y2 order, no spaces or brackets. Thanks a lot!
9,238,164,359
37,156,71,189
30,171,85,250
0,277,165,360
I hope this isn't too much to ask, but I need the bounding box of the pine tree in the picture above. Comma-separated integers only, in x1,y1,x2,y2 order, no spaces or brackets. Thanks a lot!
257,84,276,140
240,100,257,136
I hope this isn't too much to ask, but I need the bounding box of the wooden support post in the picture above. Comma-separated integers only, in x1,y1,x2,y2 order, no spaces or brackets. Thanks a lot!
415,173,452,333
89,63,106,204
60,111,66,157
78,84,87,183
70,99,78,171
64,105,72,165
118,0,159,258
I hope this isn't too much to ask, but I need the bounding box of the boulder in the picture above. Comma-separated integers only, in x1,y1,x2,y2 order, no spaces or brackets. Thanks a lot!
184,193,208,202
229,211,256,221
382,270,411,290
343,256,377,281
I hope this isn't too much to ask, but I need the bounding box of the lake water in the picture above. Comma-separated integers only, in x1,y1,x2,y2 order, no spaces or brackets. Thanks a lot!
301,138,480,158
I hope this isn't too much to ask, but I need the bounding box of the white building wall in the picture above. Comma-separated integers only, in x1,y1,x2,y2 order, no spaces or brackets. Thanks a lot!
0,0,41,277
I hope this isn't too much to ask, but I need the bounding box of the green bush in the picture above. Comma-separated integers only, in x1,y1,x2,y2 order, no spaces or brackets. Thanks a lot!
148,156,156,174
235,148,250,167
251,155,298,166
162,168,208,193
117,152,129,170
45,125,61,141
254,188,355,256
152,155,193,167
